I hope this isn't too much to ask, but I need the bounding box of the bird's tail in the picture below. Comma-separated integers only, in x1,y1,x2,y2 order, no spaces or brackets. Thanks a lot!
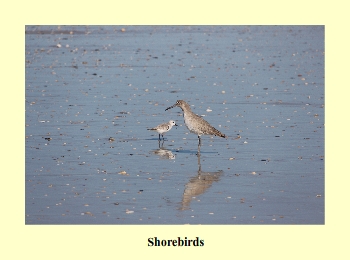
214,129,226,138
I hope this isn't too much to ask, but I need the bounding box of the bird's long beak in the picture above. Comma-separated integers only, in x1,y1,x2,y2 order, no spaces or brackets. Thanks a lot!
165,103,177,111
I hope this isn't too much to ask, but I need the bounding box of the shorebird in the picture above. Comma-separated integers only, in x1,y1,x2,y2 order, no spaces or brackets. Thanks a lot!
147,120,178,140
165,100,226,145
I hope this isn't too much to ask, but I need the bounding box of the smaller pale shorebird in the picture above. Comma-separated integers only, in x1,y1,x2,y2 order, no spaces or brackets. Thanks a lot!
165,100,226,145
147,120,178,140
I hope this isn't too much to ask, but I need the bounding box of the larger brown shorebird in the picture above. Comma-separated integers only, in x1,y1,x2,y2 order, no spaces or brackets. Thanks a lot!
165,100,226,145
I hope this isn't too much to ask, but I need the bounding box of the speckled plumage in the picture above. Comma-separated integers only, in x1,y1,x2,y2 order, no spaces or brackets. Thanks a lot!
165,100,226,144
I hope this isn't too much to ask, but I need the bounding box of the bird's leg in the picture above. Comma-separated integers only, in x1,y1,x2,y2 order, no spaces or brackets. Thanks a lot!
197,143,201,172
198,135,201,146
158,134,161,141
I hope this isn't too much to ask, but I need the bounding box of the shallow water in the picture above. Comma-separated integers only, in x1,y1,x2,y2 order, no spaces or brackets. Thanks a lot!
25,25,324,224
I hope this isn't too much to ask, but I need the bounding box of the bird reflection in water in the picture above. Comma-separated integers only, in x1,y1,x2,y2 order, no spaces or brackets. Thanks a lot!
179,144,223,211
150,139,175,160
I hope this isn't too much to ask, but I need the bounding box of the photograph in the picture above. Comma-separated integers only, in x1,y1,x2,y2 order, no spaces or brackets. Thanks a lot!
25,25,324,224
